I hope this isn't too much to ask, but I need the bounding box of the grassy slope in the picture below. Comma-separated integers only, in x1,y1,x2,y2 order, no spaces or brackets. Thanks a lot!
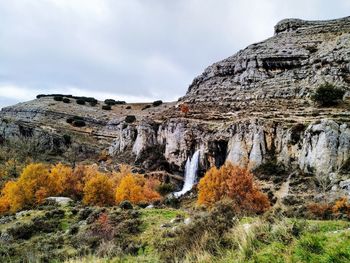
1,206,350,263
63,212,350,263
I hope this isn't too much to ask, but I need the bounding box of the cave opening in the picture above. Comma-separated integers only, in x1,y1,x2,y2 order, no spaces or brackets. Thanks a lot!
208,140,228,169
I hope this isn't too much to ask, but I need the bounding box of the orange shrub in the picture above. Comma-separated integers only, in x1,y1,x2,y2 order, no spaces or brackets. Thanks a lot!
332,197,350,218
180,103,189,115
83,172,115,206
308,202,333,219
197,162,270,214
143,177,161,202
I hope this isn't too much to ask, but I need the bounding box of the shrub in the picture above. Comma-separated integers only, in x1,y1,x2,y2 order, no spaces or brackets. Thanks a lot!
152,100,163,107
119,200,133,210
125,115,136,123
197,162,270,215
254,160,286,176
66,117,74,124
36,94,45,99
341,158,350,173
49,163,73,196
115,174,161,205
180,103,189,115
104,99,116,105
102,105,111,110
307,202,333,220
66,116,83,124
311,83,345,106
62,98,70,103
0,163,55,213
126,106,132,109
62,134,71,145
89,99,98,106
332,197,350,218
53,96,63,101
308,197,350,219
142,105,151,110
76,99,86,105
72,120,86,127
83,173,115,206
157,183,175,195
115,174,145,204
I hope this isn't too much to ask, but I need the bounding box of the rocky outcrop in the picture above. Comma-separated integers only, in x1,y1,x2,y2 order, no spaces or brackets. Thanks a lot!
107,118,349,178
299,120,350,174
182,17,350,104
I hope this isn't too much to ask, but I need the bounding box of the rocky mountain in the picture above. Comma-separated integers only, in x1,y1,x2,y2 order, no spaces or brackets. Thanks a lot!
1,17,350,204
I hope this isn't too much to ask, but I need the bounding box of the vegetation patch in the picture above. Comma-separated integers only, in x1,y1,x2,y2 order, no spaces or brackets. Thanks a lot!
125,115,136,123
311,82,345,107
152,100,163,107
101,105,111,110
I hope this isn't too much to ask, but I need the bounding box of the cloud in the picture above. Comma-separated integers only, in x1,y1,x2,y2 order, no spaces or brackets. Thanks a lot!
0,0,349,108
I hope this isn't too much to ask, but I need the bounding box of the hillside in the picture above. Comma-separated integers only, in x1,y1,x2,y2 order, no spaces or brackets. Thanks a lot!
0,16,350,262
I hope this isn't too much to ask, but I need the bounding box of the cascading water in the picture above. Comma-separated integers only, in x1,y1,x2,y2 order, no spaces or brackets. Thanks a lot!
174,150,200,197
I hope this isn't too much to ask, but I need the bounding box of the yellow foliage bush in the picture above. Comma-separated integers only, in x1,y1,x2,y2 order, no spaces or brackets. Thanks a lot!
49,162,73,195
115,174,145,204
83,172,115,206
0,161,163,213
17,163,52,205
115,174,161,204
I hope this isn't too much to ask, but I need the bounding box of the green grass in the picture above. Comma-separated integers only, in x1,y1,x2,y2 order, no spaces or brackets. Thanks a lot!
139,208,187,233
2,205,350,263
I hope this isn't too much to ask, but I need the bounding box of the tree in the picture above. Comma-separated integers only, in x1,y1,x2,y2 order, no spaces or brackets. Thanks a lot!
311,82,345,107
0,180,25,213
0,163,52,213
17,163,51,205
197,162,270,215
49,163,73,195
83,173,115,206
115,174,145,204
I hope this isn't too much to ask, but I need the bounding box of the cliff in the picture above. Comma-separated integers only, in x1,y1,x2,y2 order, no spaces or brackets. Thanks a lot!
1,17,349,204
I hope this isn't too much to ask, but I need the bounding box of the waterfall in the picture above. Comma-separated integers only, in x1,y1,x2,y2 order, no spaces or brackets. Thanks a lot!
174,150,200,197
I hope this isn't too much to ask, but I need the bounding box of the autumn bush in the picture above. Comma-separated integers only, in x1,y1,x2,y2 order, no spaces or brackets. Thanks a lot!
180,103,189,115
197,162,270,215
308,197,350,219
0,163,52,212
0,161,162,214
114,164,161,205
307,202,333,220
83,173,115,206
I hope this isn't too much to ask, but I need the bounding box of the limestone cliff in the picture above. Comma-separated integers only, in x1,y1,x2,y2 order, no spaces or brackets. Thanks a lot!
0,17,349,202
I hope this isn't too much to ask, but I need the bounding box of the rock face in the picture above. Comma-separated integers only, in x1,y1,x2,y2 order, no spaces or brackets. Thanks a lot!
0,17,349,188
182,17,350,104
108,118,349,176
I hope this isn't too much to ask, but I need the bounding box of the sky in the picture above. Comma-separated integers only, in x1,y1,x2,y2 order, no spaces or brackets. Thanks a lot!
0,0,349,109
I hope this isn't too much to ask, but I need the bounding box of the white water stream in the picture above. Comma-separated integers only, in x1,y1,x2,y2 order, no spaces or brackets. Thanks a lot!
174,150,200,197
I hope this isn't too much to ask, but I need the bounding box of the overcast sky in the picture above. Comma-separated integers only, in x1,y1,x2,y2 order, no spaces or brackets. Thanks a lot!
0,0,349,108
